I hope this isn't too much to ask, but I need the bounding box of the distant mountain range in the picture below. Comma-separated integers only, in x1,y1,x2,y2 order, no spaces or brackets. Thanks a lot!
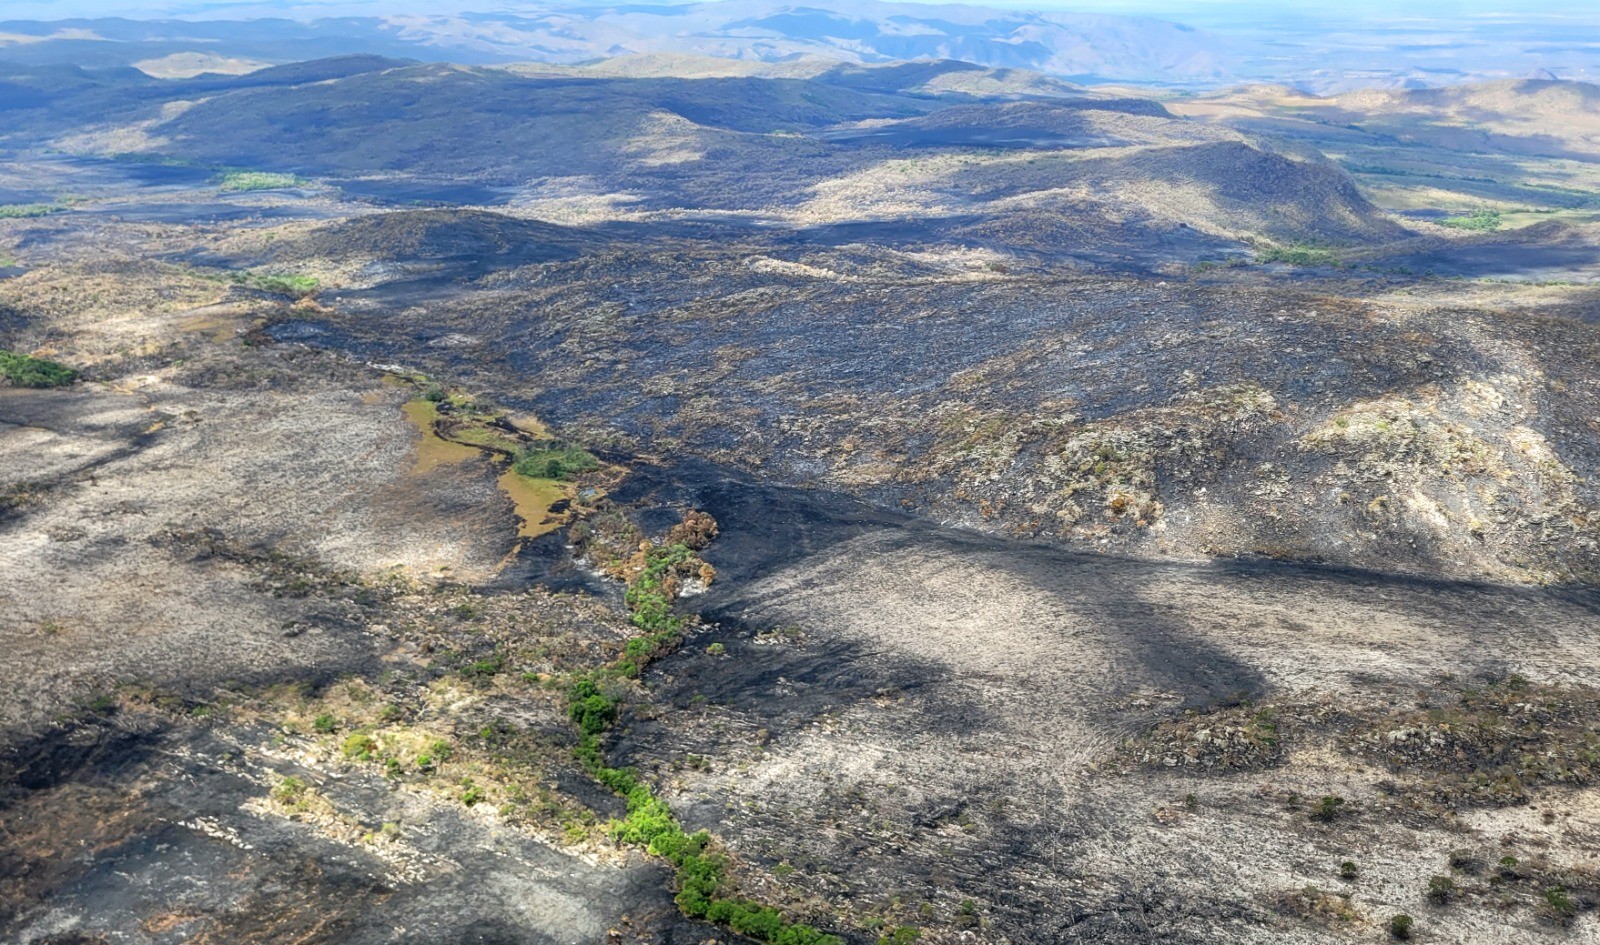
1,2,1596,90
4,4,1230,84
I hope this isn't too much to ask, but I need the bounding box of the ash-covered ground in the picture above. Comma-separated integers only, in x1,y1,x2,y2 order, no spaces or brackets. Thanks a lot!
4,58,1600,945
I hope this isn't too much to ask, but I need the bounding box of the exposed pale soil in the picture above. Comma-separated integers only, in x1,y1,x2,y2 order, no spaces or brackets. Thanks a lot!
4,66,1600,945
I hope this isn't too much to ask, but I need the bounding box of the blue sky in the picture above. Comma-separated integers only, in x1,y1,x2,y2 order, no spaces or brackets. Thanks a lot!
4,0,1594,17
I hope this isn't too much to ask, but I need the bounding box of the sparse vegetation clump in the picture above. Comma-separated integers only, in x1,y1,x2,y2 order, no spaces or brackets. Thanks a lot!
1426,874,1455,904
0,203,65,219
271,775,310,805
341,732,376,761
1310,795,1346,823
1439,208,1502,231
555,513,841,945
228,270,320,298
1351,675,1600,807
1543,885,1578,920
1388,914,1414,939
1276,884,1359,924
1124,701,1285,769
216,170,306,192
513,444,600,481
0,349,76,388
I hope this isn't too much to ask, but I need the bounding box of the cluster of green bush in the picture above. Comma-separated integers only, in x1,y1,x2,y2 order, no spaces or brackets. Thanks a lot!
513,444,600,481
0,203,65,219
1439,209,1502,232
567,674,617,738
216,170,306,192
606,776,839,944
562,544,844,945
615,542,696,674
223,270,319,298
0,349,76,388
568,719,842,945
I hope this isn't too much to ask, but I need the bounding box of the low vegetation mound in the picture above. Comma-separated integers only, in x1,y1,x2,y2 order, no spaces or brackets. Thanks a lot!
1128,676,1600,812
0,349,76,388
216,170,305,192
0,203,65,219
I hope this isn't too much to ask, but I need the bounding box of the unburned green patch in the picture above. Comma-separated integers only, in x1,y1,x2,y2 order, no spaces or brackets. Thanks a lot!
0,203,65,219
1439,209,1502,232
513,445,600,482
0,349,76,388
229,270,320,298
217,170,306,192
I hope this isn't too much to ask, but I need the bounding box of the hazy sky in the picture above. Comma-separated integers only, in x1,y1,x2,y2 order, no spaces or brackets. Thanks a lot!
5,0,1597,19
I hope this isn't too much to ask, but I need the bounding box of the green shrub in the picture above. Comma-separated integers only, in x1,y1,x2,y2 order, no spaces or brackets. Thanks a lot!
554,529,841,945
0,203,64,219
513,445,600,481
216,170,305,192
565,665,842,945
341,733,376,760
460,778,485,806
0,349,76,388
1339,861,1358,880
1310,795,1345,822
312,713,338,733
1544,886,1577,918
568,676,617,736
1439,209,1501,232
1426,874,1454,904
1389,914,1413,940
460,656,504,679
227,270,319,298
272,775,309,804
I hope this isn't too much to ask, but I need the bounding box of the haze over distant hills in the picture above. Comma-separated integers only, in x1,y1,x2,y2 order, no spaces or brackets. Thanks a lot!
1,0,1597,89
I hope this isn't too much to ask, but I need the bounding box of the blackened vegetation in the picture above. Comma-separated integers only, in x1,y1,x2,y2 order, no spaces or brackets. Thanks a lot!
1124,701,1288,770
1126,674,1600,810
1403,847,1600,928
1350,674,1600,807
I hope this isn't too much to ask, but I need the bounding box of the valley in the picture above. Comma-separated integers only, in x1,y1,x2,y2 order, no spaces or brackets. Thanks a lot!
3,52,1600,945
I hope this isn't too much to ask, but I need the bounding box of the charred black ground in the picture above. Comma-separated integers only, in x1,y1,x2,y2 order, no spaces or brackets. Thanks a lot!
3,55,1600,945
